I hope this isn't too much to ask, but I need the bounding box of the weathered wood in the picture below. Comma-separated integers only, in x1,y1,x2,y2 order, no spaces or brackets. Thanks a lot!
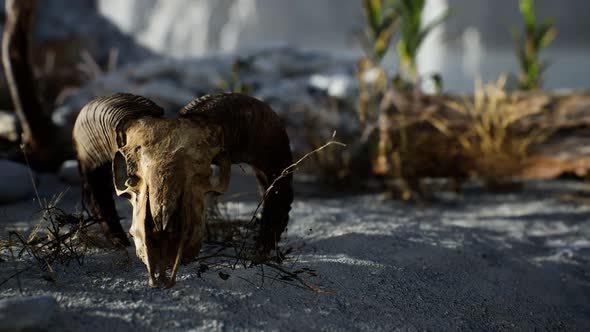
2,0,64,171
377,90,590,180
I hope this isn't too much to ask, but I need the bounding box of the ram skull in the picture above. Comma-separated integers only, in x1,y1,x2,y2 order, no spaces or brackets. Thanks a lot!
73,93,293,287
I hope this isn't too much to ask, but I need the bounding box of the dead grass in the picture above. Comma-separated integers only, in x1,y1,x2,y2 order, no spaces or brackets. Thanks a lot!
0,144,126,290
369,75,551,198
200,216,331,294
0,194,119,290
0,192,329,293
191,135,344,293
304,128,356,186
432,75,550,187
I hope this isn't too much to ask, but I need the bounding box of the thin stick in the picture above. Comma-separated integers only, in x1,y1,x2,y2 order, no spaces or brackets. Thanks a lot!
233,133,345,267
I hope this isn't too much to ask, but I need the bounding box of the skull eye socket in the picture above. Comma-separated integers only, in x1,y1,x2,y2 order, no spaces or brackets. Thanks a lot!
113,151,139,198
209,164,220,187
208,151,230,194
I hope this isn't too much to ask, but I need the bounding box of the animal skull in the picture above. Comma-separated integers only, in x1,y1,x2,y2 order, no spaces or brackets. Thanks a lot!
73,93,294,288
112,118,229,287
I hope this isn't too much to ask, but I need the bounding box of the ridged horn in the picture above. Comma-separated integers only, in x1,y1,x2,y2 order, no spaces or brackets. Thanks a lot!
72,93,164,246
179,93,294,252
73,93,165,170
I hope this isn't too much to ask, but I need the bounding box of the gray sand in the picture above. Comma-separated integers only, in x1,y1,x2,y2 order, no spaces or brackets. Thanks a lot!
1,173,589,331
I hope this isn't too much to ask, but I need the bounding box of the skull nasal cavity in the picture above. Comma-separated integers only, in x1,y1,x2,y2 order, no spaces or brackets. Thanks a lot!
144,191,157,233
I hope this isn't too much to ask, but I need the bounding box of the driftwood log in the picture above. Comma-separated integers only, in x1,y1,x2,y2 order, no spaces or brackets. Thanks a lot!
2,0,65,171
375,90,590,181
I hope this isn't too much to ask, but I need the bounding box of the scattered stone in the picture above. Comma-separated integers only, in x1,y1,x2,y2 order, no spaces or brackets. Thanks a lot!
0,295,59,332
58,159,81,184
0,160,36,204
309,73,357,100
0,111,19,143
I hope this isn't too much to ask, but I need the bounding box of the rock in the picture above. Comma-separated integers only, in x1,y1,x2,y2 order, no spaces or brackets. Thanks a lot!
0,295,59,332
309,73,358,100
52,72,138,128
239,47,357,81
58,159,81,184
0,160,36,204
255,78,313,108
135,79,196,111
0,111,19,142
53,46,361,155
177,57,232,92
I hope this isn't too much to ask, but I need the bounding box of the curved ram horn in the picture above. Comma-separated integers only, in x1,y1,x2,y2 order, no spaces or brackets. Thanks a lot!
73,93,164,245
180,93,294,253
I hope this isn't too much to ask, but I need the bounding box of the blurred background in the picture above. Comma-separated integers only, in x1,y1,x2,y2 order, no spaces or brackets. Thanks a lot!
1,0,590,200
3,2,590,328
95,0,590,91
1,0,586,92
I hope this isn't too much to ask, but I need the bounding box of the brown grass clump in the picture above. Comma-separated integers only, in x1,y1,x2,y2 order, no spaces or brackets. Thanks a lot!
434,76,549,188
0,193,119,289
373,93,466,199
371,76,551,198
197,137,344,293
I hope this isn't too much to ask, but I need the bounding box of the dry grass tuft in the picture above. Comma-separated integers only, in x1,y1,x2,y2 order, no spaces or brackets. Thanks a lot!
200,217,331,293
432,75,550,187
370,75,551,198
0,150,125,289
0,195,120,289
195,136,344,293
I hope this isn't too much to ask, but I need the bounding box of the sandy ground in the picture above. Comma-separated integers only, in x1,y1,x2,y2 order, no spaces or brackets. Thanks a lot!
1,172,590,331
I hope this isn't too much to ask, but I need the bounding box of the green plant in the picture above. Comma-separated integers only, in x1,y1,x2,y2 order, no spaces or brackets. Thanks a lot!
357,0,398,128
216,58,252,94
396,0,449,85
361,0,401,64
513,0,557,91
357,0,401,132
357,0,452,200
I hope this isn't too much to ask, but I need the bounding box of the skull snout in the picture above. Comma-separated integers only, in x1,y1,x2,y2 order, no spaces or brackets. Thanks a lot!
145,198,186,288
130,180,206,288
146,230,182,288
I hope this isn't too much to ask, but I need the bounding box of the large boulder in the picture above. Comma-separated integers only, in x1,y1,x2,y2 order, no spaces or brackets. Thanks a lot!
53,46,361,155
